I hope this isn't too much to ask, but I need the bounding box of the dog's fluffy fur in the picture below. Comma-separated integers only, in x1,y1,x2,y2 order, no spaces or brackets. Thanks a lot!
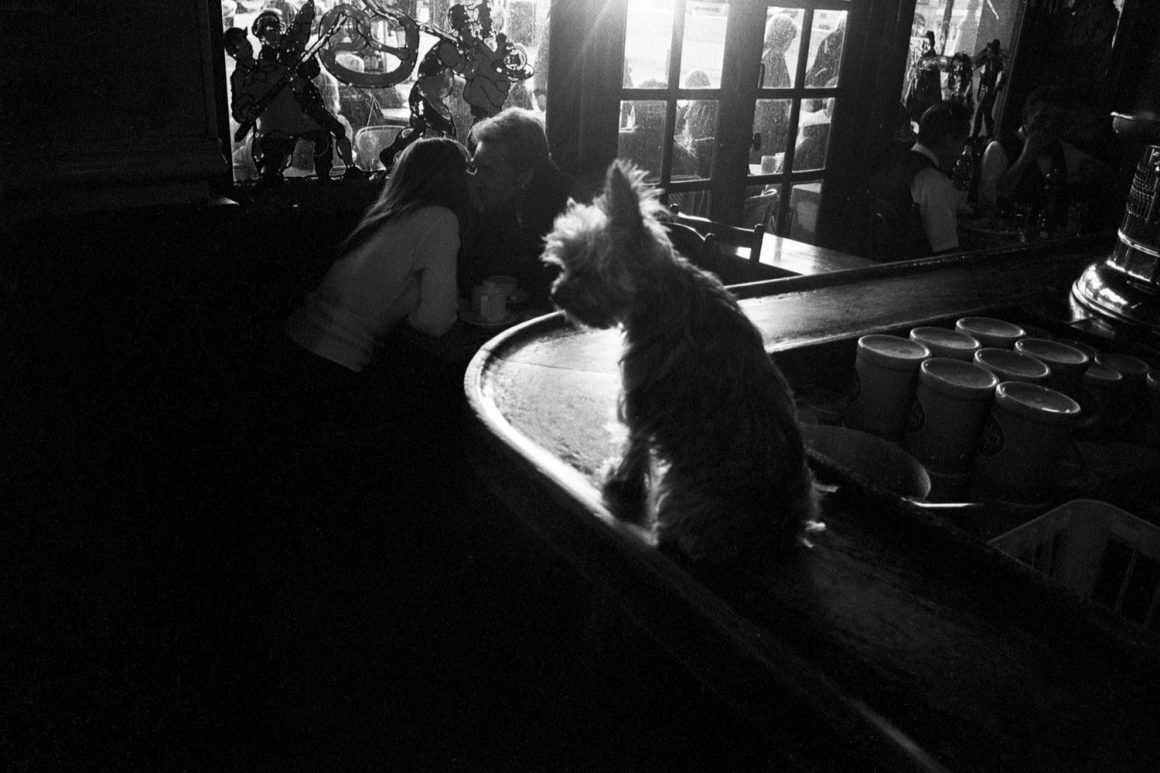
542,160,821,564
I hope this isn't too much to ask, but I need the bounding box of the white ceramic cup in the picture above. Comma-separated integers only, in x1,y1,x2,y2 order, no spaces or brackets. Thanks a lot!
1014,337,1090,403
847,334,930,441
955,316,1026,349
903,358,998,473
973,347,1051,385
972,381,1082,503
487,275,520,302
1095,351,1154,428
474,281,508,322
1080,363,1126,434
909,326,981,361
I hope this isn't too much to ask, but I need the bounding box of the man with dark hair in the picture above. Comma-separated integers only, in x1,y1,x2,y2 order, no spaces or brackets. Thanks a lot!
868,100,971,259
461,108,588,305
972,38,1006,138
906,30,943,127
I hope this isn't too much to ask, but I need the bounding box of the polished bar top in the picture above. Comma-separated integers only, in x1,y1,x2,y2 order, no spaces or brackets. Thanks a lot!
750,229,877,275
731,237,1110,348
411,232,873,365
465,239,1160,769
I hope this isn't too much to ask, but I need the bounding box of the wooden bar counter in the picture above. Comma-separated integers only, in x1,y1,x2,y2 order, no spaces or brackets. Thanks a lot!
464,236,1160,770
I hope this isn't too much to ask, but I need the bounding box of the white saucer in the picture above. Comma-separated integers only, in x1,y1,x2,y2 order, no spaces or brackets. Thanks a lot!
459,309,519,328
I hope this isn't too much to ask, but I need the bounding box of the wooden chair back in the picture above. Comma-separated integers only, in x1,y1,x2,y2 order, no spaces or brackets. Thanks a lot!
664,220,722,275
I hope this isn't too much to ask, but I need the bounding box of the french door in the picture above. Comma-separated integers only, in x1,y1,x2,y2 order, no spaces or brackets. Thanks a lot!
614,0,853,242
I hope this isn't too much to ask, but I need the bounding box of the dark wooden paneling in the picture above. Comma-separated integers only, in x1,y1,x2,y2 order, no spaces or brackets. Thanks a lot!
1,1,228,213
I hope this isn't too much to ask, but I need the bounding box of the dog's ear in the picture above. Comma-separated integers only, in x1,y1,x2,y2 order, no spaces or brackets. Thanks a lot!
604,160,648,241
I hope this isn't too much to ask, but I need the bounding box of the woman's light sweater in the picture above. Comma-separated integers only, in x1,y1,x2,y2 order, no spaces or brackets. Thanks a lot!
285,206,460,371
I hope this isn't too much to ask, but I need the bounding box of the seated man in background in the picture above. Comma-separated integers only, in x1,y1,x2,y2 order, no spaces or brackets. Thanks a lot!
977,84,1113,234
867,100,971,260
461,108,589,307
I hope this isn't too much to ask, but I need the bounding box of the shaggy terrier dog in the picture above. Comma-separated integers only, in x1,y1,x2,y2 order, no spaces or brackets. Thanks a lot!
541,160,822,564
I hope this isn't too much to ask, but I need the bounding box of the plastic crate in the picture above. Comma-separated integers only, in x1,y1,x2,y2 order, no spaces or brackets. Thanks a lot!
988,499,1160,631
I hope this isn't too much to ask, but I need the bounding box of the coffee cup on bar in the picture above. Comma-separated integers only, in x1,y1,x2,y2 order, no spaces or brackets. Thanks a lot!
473,280,508,323
954,316,1025,349
903,358,998,474
973,347,1052,386
972,381,1082,503
1014,337,1090,403
909,326,981,361
847,334,929,441
486,275,520,303
1080,362,1126,435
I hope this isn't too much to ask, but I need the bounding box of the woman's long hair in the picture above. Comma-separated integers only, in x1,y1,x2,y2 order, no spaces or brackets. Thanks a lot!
343,137,470,252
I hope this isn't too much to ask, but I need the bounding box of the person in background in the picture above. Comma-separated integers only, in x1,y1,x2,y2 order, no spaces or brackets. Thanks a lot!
619,79,699,180
677,69,715,145
946,52,974,115
460,108,588,307
868,100,972,259
805,18,845,88
291,69,363,177
333,53,380,132
905,31,943,128
752,13,798,161
284,137,472,373
972,39,1006,139
793,79,837,171
504,79,535,111
676,69,718,179
976,85,1110,234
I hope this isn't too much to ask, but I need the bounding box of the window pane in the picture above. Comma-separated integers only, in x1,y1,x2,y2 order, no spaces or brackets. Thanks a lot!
745,185,779,232
789,181,824,242
672,189,712,218
619,99,669,180
793,100,833,171
680,3,729,88
752,98,792,160
804,10,846,87
625,0,676,87
763,7,804,88
678,99,717,180
678,98,718,143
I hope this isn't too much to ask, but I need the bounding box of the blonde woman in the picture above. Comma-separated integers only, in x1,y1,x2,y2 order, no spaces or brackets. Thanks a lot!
285,137,472,372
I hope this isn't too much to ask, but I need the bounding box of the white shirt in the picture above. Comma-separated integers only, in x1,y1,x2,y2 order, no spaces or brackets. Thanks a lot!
909,143,961,253
285,206,460,371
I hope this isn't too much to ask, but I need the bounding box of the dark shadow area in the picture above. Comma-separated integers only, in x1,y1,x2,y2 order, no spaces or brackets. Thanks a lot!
2,186,770,770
